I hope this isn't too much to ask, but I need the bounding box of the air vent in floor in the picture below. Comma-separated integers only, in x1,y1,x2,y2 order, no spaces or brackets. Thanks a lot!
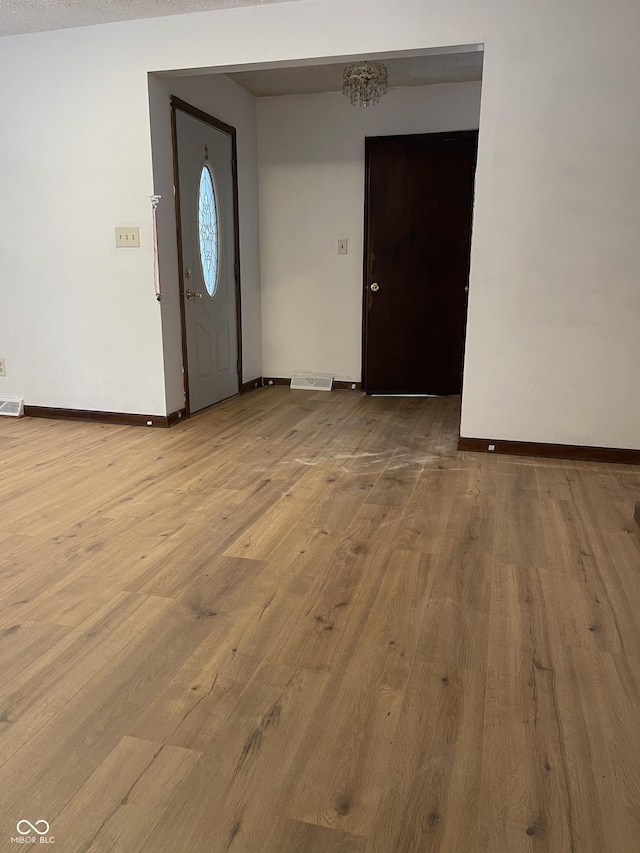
0,399,24,417
290,373,334,392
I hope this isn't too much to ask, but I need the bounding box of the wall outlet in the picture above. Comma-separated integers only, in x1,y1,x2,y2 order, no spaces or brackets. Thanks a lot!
115,227,140,247
338,239,348,255
0,358,6,377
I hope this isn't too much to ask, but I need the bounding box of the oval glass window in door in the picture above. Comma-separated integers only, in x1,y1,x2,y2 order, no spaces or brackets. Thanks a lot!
198,163,219,297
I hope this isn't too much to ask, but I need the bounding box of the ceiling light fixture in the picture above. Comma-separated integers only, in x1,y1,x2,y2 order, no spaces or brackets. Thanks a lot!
342,61,388,107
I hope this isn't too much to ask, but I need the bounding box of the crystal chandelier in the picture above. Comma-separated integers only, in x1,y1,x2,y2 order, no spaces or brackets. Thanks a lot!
342,61,388,107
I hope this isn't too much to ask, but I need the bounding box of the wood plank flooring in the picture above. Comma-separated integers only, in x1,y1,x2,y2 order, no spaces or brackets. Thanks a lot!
1,388,640,852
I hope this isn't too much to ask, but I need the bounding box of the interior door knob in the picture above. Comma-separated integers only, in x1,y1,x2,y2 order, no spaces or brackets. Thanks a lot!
370,282,379,292
185,289,203,299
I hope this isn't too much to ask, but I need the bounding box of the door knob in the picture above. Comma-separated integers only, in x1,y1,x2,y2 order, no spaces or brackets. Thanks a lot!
370,282,379,292
185,289,202,299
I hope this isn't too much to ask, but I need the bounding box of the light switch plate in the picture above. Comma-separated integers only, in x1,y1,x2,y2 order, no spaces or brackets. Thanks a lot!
115,227,140,248
338,239,348,255
0,358,6,377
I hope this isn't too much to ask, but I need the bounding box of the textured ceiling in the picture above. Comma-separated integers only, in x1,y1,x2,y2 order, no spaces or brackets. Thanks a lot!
0,0,300,37
226,52,484,97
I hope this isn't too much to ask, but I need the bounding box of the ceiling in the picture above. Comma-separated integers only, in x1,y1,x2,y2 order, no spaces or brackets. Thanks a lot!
0,0,301,37
0,1,483,97
226,52,484,97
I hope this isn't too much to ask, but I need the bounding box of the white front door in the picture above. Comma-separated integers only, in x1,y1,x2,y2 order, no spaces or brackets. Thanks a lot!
174,103,240,413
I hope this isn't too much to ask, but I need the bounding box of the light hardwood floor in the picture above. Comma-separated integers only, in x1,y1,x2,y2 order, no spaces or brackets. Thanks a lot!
1,388,639,852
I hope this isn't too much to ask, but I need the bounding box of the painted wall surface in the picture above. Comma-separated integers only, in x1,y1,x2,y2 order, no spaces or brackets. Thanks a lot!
0,0,638,446
257,82,482,382
148,72,261,413
0,43,164,413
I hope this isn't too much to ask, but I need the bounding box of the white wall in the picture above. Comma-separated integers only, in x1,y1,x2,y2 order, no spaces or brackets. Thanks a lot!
0,0,639,447
257,82,481,382
0,37,164,413
148,72,262,413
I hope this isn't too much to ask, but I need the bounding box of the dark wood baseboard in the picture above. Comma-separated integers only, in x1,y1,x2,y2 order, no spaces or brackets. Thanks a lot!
458,436,640,466
262,377,362,391
24,406,187,429
635,502,640,528
333,380,363,391
167,408,188,426
240,378,264,393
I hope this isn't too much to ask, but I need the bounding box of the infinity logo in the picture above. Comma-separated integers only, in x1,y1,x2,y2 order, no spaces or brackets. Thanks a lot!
16,821,50,836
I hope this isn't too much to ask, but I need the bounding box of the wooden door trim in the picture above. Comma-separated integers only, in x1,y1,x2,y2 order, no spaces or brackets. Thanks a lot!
361,129,479,393
361,136,372,391
170,96,243,417
170,99,190,415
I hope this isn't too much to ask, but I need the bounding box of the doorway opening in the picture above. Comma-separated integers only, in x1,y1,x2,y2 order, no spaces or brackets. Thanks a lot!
149,46,483,420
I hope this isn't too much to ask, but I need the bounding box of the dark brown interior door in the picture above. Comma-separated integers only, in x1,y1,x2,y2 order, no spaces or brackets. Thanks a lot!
363,131,477,395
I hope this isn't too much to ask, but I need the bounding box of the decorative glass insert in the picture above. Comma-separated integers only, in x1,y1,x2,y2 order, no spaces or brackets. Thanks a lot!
198,163,219,297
